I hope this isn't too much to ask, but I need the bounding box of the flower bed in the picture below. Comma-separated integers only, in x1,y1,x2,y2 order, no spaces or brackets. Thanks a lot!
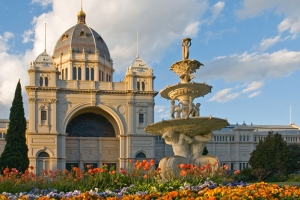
0,160,299,199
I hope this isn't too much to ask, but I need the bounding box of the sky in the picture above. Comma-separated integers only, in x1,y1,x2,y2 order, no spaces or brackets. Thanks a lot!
0,0,299,126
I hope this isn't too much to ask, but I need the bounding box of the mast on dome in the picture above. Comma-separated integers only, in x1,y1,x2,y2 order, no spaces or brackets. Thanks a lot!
77,0,86,24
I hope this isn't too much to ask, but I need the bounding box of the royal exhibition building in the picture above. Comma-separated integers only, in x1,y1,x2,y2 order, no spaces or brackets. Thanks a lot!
0,9,300,175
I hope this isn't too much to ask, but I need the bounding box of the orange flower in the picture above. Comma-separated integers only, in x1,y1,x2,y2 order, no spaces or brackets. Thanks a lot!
180,164,186,169
143,174,149,179
129,159,133,163
180,170,187,176
234,170,240,175
150,159,155,166
29,166,34,170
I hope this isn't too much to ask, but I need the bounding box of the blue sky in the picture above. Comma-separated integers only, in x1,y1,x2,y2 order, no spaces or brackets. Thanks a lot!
0,0,299,126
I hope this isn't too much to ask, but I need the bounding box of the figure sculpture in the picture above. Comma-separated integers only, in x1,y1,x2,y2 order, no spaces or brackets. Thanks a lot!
170,100,181,119
190,132,212,160
193,103,201,117
182,38,191,60
162,130,193,158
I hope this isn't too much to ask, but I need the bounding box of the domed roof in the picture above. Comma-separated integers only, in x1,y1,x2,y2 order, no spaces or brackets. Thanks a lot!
52,11,111,61
129,56,150,70
34,51,54,67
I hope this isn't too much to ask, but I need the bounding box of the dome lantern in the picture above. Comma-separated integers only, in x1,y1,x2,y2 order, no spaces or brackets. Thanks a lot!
77,7,86,24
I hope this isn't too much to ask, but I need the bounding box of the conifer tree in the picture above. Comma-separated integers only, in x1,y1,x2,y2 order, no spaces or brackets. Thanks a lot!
0,80,29,173
202,146,209,155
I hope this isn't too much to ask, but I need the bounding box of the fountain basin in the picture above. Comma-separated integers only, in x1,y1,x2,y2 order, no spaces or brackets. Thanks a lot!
145,117,229,137
160,82,212,101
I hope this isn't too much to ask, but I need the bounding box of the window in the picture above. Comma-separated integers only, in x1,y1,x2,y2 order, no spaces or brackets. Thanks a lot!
142,82,145,91
231,163,234,170
62,69,64,80
91,68,94,81
78,67,81,80
41,110,47,120
38,151,50,157
99,70,101,81
86,68,89,80
66,163,79,171
137,82,140,91
45,77,48,86
84,163,98,171
65,68,68,79
73,67,77,80
39,77,43,86
101,71,104,81
139,113,144,123
136,152,146,159
105,163,116,170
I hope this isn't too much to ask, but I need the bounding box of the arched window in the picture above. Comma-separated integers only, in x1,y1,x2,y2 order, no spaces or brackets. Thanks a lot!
91,68,94,81
135,152,146,159
38,152,50,158
86,68,90,80
78,67,82,80
73,67,77,80
65,68,68,80
142,82,145,91
45,77,48,86
39,77,43,86
137,82,140,91
62,69,64,80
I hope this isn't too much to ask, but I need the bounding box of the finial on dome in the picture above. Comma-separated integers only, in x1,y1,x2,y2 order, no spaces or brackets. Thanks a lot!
77,0,86,24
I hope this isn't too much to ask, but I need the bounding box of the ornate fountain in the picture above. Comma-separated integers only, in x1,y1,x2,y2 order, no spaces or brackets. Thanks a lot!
145,38,229,179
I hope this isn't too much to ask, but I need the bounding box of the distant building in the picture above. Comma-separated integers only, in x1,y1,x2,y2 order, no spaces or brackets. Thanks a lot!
154,122,300,170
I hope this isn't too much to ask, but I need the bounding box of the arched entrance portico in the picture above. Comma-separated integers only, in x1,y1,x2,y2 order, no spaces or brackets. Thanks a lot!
64,106,122,170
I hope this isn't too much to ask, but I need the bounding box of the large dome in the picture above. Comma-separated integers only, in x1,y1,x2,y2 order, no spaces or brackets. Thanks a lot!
53,10,111,61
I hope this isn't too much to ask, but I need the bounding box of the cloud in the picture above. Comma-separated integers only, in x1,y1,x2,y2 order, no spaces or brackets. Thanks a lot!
259,35,281,51
209,1,225,24
209,88,239,102
0,32,14,52
209,81,263,103
198,50,300,83
31,0,52,7
242,81,264,93
248,91,261,98
0,31,30,112
27,0,212,72
278,16,300,36
22,29,34,43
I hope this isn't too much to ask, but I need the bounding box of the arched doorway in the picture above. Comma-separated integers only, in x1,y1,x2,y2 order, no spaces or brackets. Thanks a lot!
65,111,120,170
36,151,50,175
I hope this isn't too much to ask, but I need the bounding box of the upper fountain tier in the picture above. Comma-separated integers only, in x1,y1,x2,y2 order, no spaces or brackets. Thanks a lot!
160,38,211,101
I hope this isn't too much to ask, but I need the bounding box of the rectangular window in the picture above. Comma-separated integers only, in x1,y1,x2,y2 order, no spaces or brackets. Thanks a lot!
139,113,144,123
66,163,79,171
41,111,47,120
105,163,116,171
84,163,98,171
231,163,234,170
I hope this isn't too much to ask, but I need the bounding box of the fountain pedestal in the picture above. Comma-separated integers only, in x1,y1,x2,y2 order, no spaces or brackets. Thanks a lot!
145,38,229,179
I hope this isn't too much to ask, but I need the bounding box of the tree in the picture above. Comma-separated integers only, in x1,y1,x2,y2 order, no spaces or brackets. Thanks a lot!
249,131,291,180
0,80,29,173
287,143,300,173
202,146,209,155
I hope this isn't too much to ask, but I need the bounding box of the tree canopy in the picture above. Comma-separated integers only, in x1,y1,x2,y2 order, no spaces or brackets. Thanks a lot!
249,131,292,180
0,80,29,173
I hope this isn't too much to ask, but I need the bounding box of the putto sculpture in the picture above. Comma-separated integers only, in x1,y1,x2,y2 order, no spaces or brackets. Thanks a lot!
145,38,229,179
